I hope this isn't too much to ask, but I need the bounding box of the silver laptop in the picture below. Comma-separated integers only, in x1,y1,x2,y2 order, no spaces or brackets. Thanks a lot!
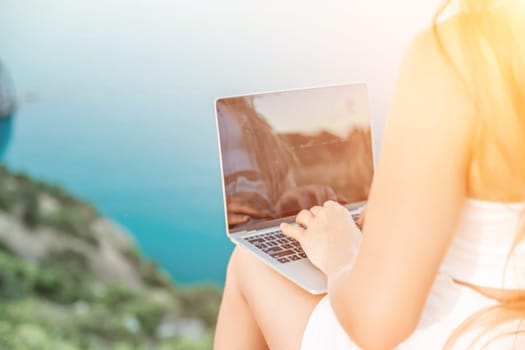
215,83,374,294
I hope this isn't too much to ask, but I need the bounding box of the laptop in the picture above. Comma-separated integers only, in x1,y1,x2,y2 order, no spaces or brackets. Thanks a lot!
215,83,374,294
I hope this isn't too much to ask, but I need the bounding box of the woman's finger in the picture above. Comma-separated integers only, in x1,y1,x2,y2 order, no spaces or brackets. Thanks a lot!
323,200,340,208
228,213,250,226
227,192,273,218
275,190,301,216
310,205,323,216
327,187,338,201
357,206,367,226
296,209,314,227
280,223,304,241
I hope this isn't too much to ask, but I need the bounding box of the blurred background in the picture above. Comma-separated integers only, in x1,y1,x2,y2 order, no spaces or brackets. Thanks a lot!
0,0,441,348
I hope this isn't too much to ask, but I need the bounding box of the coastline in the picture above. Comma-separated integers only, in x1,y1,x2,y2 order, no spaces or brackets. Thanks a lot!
0,164,222,348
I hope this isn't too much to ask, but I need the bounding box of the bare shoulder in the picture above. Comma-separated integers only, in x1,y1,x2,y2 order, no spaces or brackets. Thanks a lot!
408,15,474,85
390,15,476,131
402,16,468,79
413,15,467,51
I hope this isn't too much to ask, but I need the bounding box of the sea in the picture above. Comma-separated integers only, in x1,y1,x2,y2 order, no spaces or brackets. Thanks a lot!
0,0,432,285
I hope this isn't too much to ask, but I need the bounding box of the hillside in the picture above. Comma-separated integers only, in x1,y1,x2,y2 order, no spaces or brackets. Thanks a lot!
0,164,221,350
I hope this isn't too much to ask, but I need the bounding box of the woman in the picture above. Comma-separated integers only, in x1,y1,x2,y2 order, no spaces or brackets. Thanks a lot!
218,96,338,228
214,0,525,348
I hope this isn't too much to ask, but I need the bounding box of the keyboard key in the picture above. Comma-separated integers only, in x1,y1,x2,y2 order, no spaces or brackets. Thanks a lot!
264,246,282,253
247,237,265,244
245,231,310,263
270,250,295,258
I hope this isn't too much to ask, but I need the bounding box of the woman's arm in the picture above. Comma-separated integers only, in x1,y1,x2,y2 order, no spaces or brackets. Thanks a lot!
282,24,476,349
328,27,476,349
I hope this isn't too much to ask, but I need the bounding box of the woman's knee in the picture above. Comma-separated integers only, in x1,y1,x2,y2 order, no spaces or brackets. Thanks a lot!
226,246,268,290
226,246,242,275
225,246,248,287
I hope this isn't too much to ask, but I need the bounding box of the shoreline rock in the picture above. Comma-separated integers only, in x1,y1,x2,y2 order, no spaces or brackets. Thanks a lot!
0,61,16,118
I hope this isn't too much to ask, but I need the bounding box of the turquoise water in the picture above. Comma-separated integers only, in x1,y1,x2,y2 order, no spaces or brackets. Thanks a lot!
0,0,418,285
1,95,232,285
0,117,12,158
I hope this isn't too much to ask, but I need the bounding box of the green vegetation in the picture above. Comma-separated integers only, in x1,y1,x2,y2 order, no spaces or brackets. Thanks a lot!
0,165,99,245
176,285,224,329
0,164,222,349
121,245,174,289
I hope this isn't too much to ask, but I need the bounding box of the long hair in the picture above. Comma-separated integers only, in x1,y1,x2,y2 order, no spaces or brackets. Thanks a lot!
218,97,297,204
432,0,525,348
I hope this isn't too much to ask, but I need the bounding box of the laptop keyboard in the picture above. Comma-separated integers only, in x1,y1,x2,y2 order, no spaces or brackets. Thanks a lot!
245,231,306,264
245,213,361,264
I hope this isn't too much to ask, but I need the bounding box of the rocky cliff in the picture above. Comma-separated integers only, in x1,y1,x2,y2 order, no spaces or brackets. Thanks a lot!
0,164,221,350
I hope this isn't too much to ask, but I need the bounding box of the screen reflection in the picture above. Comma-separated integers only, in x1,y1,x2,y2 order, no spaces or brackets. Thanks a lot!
217,84,373,232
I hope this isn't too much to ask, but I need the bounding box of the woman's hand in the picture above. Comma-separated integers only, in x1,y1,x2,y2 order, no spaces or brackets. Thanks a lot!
275,184,337,216
280,200,361,276
226,192,273,226
357,205,367,229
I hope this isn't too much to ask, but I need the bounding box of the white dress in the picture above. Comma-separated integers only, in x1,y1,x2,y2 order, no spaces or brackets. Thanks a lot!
301,199,525,350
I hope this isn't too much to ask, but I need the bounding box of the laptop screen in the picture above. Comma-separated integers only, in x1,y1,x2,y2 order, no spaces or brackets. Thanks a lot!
216,83,373,234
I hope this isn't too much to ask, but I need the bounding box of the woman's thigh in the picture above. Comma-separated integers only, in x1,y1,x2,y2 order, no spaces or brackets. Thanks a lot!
232,246,326,350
